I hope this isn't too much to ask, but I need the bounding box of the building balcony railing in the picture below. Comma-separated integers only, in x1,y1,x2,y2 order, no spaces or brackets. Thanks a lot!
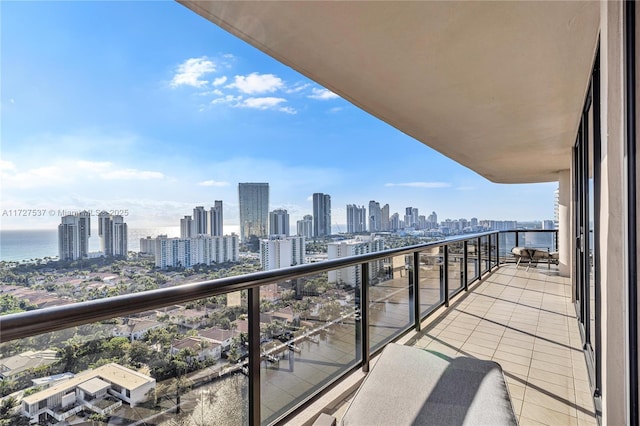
1,230,558,425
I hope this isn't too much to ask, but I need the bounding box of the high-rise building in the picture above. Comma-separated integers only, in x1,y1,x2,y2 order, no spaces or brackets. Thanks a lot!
381,204,390,231
312,193,331,237
180,216,193,239
238,183,269,243
297,215,313,238
269,209,290,236
327,237,385,287
390,213,400,231
427,211,438,229
368,200,381,232
259,235,305,270
346,204,367,233
554,188,560,230
98,212,127,258
210,200,223,236
154,234,239,269
404,207,418,228
193,206,208,236
58,212,91,261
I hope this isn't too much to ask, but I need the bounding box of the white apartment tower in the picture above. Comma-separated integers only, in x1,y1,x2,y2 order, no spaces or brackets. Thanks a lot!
210,200,223,236
180,216,193,239
98,212,127,258
380,204,390,231
312,193,331,237
259,235,305,271
58,212,91,261
327,237,385,287
269,209,290,236
297,215,313,238
368,200,381,232
347,204,367,233
193,206,208,236
154,234,239,269
238,183,269,243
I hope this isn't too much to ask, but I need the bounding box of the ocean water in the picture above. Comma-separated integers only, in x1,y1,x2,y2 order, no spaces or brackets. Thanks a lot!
0,227,179,262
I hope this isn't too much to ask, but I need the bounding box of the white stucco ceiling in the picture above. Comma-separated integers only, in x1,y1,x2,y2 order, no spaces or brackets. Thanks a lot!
179,1,600,183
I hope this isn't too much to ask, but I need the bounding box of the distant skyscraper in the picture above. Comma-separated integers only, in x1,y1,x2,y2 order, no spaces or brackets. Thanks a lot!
312,193,331,237
297,215,313,238
180,216,193,238
238,183,269,243
404,207,419,228
58,212,91,261
381,204,390,231
368,200,382,232
193,206,208,236
427,211,438,229
98,212,127,258
390,213,400,231
347,204,367,233
210,200,223,236
269,209,290,236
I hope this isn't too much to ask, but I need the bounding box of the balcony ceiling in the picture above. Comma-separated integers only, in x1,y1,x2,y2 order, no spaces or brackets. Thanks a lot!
178,1,599,184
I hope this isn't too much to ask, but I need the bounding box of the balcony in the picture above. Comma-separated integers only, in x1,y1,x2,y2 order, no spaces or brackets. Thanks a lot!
1,230,596,425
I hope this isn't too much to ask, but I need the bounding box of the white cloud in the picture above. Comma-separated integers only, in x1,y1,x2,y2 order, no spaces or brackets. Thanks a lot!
384,182,451,188
1,165,69,188
10,98,15,104
0,160,16,172
211,95,242,105
101,169,164,180
76,160,112,171
456,186,476,191
234,97,297,114
171,57,217,88
212,76,227,86
198,180,230,187
228,73,284,94
286,83,311,94
308,88,339,100
236,97,283,109
328,107,343,113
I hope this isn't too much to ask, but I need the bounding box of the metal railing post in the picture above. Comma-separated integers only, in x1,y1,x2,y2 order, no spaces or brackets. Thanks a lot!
515,231,519,248
360,263,370,373
488,235,492,269
463,241,469,291
248,287,261,426
477,237,482,278
443,245,449,308
413,252,421,331
496,232,500,267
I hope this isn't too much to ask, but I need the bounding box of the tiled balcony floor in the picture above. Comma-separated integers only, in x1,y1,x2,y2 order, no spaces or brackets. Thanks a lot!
406,265,597,426
299,265,598,426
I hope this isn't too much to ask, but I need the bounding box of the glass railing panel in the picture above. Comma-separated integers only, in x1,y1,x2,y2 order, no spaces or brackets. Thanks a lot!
500,231,517,263
260,272,357,424
369,256,412,352
447,243,464,296
0,297,249,426
418,246,444,318
466,239,479,284
517,231,555,253
481,236,490,273
490,233,499,267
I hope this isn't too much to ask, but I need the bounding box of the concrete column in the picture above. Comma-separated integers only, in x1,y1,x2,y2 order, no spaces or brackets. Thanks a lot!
558,170,571,277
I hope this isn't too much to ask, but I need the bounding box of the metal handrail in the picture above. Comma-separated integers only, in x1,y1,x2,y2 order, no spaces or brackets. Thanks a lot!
0,231,497,343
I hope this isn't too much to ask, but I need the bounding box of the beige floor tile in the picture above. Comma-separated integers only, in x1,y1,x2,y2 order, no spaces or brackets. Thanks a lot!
523,387,576,417
493,350,531,367
520,401,578,425
496,343,534,358
528,367,574,387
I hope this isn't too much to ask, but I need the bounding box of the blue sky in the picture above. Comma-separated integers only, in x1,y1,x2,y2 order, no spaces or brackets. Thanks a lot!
1,1,556,233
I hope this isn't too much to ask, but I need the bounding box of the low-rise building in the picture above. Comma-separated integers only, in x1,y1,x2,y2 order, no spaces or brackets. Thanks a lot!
21,363,155,424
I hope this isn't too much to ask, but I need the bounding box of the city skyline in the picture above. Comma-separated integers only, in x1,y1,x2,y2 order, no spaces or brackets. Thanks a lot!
1,1,557,234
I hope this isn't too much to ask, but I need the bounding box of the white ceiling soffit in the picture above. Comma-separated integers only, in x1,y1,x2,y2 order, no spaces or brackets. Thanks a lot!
178,1,600,184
